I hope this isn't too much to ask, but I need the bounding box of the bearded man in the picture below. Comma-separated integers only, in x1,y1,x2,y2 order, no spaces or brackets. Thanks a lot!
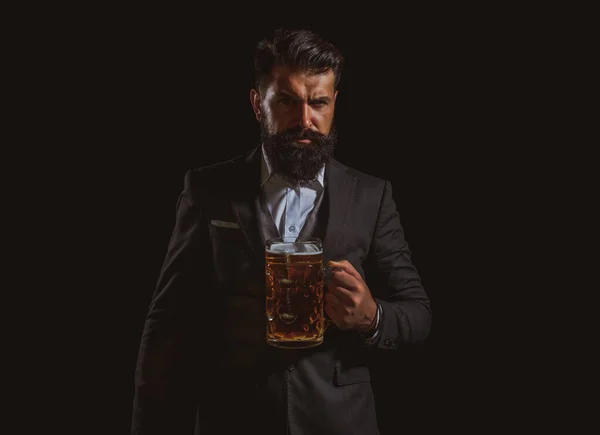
131,28,431,435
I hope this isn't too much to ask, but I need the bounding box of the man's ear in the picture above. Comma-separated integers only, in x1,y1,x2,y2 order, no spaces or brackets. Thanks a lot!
250,89,261,121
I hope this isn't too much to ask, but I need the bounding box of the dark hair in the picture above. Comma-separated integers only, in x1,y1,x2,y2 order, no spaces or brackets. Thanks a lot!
254,28,345,94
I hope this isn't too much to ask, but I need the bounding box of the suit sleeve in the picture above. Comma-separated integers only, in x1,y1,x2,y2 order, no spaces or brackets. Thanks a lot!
131,170,210,435
366,180,432,349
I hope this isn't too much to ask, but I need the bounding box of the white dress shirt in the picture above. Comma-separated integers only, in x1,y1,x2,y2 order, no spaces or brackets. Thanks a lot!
260,144,325,240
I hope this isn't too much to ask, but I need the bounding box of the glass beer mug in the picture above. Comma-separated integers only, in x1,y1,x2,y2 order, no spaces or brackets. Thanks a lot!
265,237,327,349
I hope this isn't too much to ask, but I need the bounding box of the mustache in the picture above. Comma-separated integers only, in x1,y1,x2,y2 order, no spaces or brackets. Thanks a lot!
279,127,326,141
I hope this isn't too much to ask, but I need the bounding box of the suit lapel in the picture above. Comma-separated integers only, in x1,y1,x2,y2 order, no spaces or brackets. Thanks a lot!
322,160,357,262
229,147,266,260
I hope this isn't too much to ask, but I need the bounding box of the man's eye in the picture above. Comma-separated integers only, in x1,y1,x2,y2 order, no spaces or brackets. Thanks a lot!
279,98,294,105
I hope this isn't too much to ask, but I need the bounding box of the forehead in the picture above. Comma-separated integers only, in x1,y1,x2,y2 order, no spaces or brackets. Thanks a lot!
266,65,335,96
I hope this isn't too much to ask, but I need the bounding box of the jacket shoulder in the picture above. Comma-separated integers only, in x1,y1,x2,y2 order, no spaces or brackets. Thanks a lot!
182,147,256,195
330,158,387,189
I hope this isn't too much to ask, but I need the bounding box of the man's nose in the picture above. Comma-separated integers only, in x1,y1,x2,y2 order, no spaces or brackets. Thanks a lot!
295,103,312,128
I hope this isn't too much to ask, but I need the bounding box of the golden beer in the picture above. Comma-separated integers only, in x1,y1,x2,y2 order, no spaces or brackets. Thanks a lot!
265,239,325,348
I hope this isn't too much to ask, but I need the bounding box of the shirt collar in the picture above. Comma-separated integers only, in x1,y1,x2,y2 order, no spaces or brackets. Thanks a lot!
260,143,325,189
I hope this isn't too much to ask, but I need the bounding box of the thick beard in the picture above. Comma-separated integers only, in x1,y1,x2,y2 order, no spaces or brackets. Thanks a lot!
261,123,337,186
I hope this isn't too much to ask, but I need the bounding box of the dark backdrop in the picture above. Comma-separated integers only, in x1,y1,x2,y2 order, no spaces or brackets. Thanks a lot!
50,12,553,435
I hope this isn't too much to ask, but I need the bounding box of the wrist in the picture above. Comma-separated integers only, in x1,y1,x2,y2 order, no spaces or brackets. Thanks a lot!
358,300,380,334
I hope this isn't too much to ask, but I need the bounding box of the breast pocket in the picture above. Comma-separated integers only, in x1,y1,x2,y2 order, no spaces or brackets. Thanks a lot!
334,361,371,386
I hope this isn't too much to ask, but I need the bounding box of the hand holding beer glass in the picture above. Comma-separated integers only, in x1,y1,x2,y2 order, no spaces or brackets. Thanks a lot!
265,238,327,348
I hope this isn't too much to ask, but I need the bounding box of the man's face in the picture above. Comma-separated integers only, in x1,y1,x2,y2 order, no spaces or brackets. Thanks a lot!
250,66,338,185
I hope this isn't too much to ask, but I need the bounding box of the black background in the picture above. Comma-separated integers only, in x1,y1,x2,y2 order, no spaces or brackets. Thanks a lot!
27,8,581,434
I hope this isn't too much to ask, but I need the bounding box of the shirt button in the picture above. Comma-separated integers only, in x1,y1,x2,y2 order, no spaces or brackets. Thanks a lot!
289,225,296,232
288,364,295,371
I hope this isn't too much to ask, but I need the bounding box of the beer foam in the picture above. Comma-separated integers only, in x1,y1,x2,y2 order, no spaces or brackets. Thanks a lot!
266,242,322,255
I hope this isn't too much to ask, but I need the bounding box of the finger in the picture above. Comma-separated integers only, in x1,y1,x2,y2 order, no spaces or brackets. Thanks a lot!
331,269,359,292
324,304,342,326
327,283,355,306
328,260,363,281
324,292,342,319
324,290,343,308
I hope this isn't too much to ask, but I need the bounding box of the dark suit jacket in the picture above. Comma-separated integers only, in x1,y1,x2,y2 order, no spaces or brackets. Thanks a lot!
131,146,431,435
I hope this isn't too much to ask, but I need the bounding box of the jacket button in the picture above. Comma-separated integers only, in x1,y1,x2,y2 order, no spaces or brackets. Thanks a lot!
288,364,295,371
384,338,391,347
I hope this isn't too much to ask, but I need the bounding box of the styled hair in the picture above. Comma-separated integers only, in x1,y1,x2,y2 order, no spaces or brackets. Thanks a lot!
254,28,345,94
